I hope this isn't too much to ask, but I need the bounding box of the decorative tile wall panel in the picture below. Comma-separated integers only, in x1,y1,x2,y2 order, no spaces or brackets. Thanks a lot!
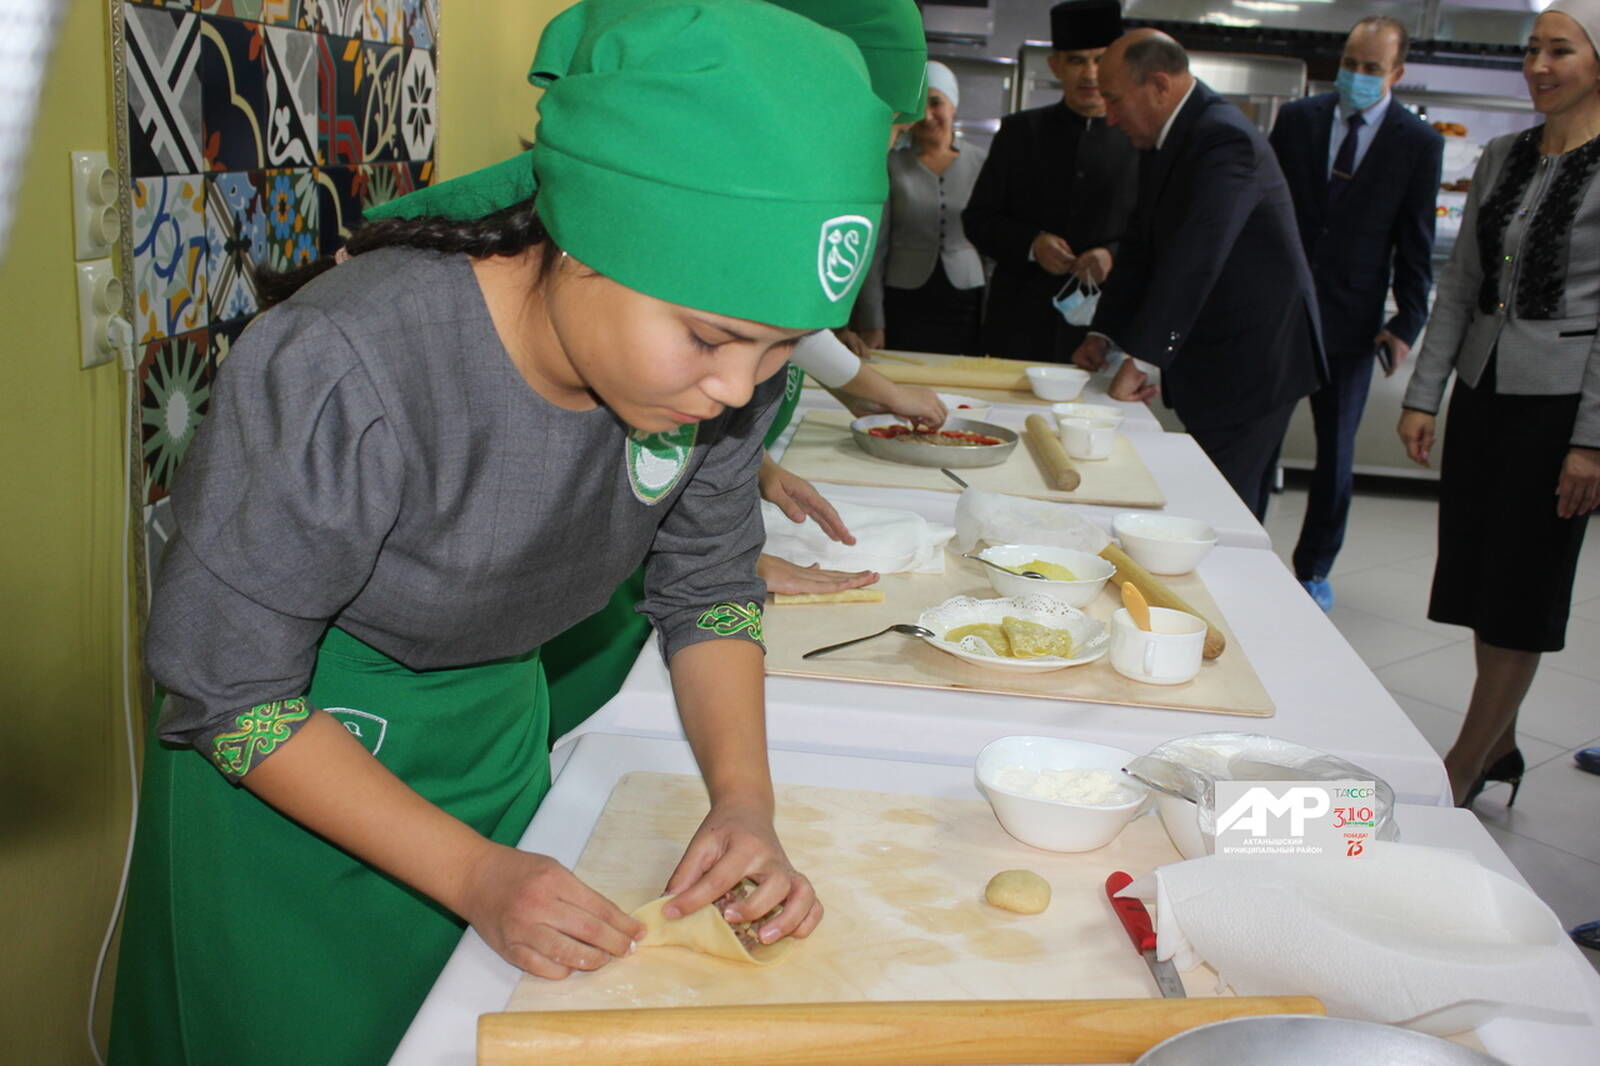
405,0,437,50
138,328,213,504
205,169,267,320
365,0,405,45
317,32,366,165
132,174,209,342
400,46,436,160
120,0,439,551
126,6,205,175
360,41,406,161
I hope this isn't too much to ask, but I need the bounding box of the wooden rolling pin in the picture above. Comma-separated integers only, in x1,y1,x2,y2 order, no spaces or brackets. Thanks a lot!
1023,414,1081,491
478,996,1323,1066
1099,543,1227,660
870,359,1033,392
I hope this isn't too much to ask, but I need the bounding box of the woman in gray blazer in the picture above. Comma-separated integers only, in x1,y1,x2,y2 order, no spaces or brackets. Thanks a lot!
854,62,989,354
1399,0,1600,807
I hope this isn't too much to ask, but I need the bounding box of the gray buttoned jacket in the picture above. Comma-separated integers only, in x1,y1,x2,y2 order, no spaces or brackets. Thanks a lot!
1405,128,1600,446
854,143,988,330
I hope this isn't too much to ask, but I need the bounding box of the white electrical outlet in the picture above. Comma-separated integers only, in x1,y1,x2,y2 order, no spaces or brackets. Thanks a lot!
77,258,129,370
71,150,121,261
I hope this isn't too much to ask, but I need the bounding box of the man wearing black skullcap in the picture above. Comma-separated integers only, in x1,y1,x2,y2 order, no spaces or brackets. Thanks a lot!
963,0,1139,362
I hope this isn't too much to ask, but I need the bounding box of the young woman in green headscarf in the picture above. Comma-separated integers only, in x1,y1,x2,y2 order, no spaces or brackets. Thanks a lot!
526,0,939,739
108,3,889,1064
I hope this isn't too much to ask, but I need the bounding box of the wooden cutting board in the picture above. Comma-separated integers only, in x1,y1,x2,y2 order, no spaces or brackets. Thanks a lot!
507,772,1216,1012
859,352,1040,392
781,411,1166,509
763,552,1274,718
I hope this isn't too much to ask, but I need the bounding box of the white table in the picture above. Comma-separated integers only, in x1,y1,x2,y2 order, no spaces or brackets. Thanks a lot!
771,423,1270,551
798,366,1165,433
391,733,1600,1066
565,545,1450,807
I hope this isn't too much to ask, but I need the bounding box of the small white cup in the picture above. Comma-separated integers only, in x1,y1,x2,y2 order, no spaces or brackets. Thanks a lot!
1060,417,1115,460
1051,402,1125,429
1109,607,1205,685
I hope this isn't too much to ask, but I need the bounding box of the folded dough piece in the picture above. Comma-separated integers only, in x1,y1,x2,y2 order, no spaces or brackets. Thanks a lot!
772,588,885,605
631,881,794,966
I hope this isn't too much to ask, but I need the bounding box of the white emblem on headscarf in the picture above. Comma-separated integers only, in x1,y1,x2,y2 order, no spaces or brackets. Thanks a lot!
818,215,873,302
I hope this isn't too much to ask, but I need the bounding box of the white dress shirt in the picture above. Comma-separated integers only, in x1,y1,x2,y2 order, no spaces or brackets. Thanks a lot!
1154,79,1199,151
1326,92,1391,179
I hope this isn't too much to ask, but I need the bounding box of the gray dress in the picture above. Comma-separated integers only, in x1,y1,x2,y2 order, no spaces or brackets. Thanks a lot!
855,144,988,354
148,247,775,767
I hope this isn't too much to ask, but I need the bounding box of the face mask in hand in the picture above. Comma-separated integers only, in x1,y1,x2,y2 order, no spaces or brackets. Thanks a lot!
1335,68,1386,113
1053,275,1100,327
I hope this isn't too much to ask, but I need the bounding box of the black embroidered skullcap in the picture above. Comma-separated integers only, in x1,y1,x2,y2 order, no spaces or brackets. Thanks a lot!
1050,0,1123,52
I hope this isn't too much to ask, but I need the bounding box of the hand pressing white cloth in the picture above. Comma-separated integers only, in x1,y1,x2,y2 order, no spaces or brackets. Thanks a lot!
1121,843,1591,1035
762,498,954,575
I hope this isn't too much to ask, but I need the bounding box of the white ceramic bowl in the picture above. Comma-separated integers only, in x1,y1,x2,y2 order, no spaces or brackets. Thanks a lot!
1025,365,1089,402
975,543,1116,606
918,594,1108,673
1051,402,1125,429
1113,513,1218,575
1154,791,1209,859
937,393,992,422
975,735,1149,852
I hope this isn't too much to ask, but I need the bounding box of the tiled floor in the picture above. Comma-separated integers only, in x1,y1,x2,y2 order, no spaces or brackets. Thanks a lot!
1267,475,1600,972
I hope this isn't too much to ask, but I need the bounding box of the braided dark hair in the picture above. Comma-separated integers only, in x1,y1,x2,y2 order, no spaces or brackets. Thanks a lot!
257,195,556,308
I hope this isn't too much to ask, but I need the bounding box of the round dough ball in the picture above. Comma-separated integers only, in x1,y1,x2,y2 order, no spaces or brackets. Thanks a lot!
985,869,1051,914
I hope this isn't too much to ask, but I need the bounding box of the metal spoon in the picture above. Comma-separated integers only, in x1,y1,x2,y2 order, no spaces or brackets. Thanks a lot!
1122,769,1193,802
962,552,1048,580
802,624,935,660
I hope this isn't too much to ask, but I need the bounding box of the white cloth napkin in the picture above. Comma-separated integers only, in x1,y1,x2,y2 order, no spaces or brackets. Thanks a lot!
1121,843,1591,1035
952,488,1110,555
761,498,954,575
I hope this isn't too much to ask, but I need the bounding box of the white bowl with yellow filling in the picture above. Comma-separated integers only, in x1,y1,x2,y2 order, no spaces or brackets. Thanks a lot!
974,544,1116,606
917,594,1109,672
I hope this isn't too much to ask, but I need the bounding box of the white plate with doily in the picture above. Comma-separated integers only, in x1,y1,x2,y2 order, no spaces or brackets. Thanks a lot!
917,594,1109,673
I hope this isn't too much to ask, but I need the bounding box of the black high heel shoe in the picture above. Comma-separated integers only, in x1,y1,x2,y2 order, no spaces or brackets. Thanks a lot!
1463,748,1526,807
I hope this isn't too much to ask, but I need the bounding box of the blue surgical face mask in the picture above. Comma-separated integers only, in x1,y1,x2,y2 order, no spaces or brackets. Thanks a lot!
1052,276,1100,326
1335,68,1386,113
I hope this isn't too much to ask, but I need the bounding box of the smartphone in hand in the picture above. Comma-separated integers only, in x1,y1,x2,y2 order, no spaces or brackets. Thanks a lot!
1375,339,1395,376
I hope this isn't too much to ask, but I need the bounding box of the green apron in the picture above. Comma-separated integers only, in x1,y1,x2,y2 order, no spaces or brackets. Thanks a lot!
542,568,650,744
108,627,551,1066
541,364,802,746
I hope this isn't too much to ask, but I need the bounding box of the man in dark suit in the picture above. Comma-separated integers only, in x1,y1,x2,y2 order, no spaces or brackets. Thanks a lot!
962,0,1139,362
1274,17,1444,609
1073,30,1327,520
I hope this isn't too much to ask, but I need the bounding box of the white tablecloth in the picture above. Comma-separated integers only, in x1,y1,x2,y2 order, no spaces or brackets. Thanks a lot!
563,545,1450,807
390,733,1598,1066
770,423,1270,550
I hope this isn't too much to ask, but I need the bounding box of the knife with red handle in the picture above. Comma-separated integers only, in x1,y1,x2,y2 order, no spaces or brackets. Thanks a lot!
1105,871,1187,999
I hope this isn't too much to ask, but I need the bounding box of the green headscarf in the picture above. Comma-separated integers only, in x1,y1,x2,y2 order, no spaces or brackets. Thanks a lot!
367,0,890,328
764,0,928,121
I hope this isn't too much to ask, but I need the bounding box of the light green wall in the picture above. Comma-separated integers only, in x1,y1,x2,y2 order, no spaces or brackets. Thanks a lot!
0,3,572,1062
438,0,572,178
0,1,128,1063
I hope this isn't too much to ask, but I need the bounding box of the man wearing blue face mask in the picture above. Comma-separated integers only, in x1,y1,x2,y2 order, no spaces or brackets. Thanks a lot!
1270,17,1444,610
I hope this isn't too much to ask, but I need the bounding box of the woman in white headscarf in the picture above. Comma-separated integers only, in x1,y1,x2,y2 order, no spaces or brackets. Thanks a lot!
854,61,989,354
1399,0,1600,808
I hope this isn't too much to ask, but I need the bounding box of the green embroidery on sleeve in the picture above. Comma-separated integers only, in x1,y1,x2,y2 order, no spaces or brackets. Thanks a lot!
211,697,312,777
695,601,765,645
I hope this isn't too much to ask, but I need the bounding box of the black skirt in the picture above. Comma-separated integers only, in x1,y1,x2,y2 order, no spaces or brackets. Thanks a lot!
883,260,984,356
1430,365,1589,651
